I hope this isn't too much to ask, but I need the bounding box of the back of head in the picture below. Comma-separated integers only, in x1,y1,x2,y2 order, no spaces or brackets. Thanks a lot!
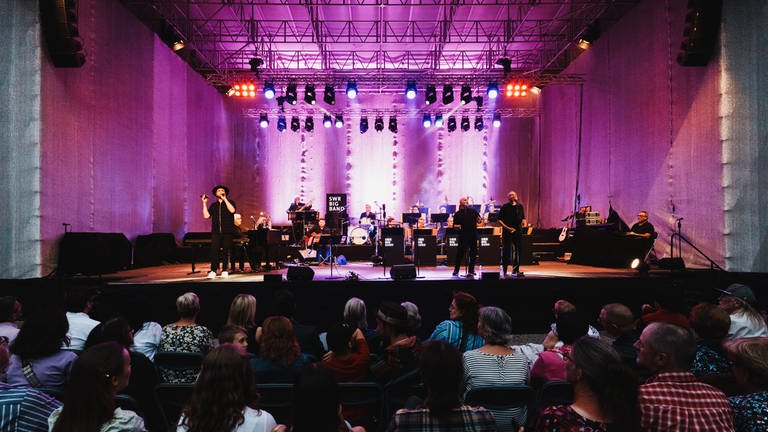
724,337,768,389
377,301,410,334
65,287,98,313
420,340,463,417
260,316,299,366
554,299,576,317
10,307,68,360
292,363,342,432
227,294,257,328
643,322,697,371
689,303,730,341
343,297,368,331
602,303,634,328
401,301,422,335
218,324,247,345
52,342,125,432
478,306,513,346
84,317,133,349
182,343,257,432
555,311,590,345
176,292,201,319
326,322,355,355
271,289,296,318
453,291,479,335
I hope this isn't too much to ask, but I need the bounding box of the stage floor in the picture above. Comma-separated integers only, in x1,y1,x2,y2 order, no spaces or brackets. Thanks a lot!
107,260,643,285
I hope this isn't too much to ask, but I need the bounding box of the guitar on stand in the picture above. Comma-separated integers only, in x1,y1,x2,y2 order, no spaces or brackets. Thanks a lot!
559,212,574,242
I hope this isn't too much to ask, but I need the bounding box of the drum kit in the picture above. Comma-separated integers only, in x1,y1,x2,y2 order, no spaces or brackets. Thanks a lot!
348,217,375,245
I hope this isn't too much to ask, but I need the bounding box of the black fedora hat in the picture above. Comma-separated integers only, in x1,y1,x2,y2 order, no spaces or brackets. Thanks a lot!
211,185,230,196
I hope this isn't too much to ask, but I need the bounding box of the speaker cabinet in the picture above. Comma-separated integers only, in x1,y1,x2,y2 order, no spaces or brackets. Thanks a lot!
58,232,132,275
390,264,416,280
676,0,722,66
134,233,177,268
286,265,314,281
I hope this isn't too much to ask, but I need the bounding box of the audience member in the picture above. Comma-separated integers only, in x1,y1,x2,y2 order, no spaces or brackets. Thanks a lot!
386,340,496,431
0,296,22,344
219,325,250,354
463,306,529,430
370,302,420,383
598,303,649,381
226,294,258,354
400,301,422,338
551,300,599,338
177,344,277,432
159,292,214,383
48,342,146,432
250,316,314,383
64,287,101,351
536,336,639,432
323,323,372,425
268,289,323,359
716,283,768,339
343,297,381,352
531,311,589,388
0,382,62,431
428,291,484,352
638,287,690,329
724,337,768,432
635,322,734,431
124,299,162,362
6,308,77,387
689,302,732,376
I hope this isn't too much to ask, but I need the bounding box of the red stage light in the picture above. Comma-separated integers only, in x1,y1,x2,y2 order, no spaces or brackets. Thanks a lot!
505,82,529,98
229,83,258,97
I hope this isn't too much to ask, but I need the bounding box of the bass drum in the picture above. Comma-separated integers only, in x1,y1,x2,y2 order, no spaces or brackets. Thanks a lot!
348,226,369,245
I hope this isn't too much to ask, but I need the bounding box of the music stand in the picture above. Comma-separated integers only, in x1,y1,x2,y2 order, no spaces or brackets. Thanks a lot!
487,212,500,222
318,235,343,279
469,204,482,213
402,213,421,226
430,213,449,224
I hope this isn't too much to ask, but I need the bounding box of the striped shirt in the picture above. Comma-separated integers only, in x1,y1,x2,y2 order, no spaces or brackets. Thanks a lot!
0,384,62,432
638,371,734,432
463,349,530,431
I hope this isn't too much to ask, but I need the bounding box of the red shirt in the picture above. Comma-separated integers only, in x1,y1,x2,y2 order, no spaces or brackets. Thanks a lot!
323,336,372,422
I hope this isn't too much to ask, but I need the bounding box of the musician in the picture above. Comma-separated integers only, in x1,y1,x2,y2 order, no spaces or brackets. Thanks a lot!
287,196,312,246
248,212,272,271
452,197,482,277
309,219,332,263
499,191,526,277
360,204,376,221
202,185,237,279
228,213,247,272
287,196,311,212
360,204,377,241
627,211,655,239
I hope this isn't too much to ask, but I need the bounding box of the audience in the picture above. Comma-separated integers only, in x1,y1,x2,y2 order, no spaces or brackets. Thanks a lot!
689,302,732,376
716,284,768,339
177,343,277,432
386,340,496,431
64,287,101,351
638,287,690,329
343,297,381,352
724,337,768,432
400,301,422,338
463,306,530,430
536,336,639,432
370,302,421,383
48,341,146,432
219,324,250,354
226,294,258,354
428,291,484,352
635,322,734,431
159,292,214,383
551,300,599,338
323,323,372,425
268,289,323,359
124,299,162,362
598,303,640,363
250,316,314,383
531,311,590,388
0,296,22,344
6,308,77,387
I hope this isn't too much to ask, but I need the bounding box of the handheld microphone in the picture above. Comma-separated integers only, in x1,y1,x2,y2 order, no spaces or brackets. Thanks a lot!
201,194,208,199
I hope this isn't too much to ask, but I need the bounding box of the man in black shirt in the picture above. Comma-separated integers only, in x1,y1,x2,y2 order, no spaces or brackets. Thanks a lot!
202,185,237,279
452,197,482,277
498,191,527,277
628,211,655,238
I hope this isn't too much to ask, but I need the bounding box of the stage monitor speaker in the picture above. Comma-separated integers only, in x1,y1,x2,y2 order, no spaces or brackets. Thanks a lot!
58,232,132,276
658,257,685,270
286,265,314,281
481,272,499,281
134,233,177,267
676,0,722,66
390,264,416,280
263,274,283,283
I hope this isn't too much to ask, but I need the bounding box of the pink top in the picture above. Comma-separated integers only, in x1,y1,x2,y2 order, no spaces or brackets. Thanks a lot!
530,347,569,388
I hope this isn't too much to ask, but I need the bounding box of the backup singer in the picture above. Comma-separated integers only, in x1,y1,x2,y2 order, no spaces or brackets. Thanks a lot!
452,197,482,277
499,191,526,277
202,185,237,279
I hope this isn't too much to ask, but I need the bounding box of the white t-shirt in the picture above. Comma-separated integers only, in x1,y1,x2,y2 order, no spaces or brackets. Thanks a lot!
65,312,100,351
177,407,277,432
727,310,768,339
131,321,162,361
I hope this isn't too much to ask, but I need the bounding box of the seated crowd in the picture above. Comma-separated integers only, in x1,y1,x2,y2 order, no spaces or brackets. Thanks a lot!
0,282,766,432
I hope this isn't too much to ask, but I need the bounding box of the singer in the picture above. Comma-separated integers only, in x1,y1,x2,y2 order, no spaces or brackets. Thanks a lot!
627,210,655,239
202,185,237,279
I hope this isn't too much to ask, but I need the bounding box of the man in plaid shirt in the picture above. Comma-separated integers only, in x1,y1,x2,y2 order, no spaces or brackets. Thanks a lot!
635,322,735,431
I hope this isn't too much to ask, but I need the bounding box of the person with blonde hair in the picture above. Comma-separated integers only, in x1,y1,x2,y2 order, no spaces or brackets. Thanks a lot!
725,337,768,432
716,284,768,339
159,292,214,383
227,294,258,353
250,316,313,383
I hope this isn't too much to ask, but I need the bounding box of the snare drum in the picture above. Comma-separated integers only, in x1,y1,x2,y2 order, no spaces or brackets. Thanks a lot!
349,226,369,245
359,217,371,226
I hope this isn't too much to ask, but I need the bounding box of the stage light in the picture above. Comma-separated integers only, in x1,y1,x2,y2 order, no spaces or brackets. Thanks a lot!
323,114,332,128
496,57,512,73
405,81,417,100
335,114,343,128
277,116,286,132
360,117,369,133
290,116,300,132
474,116,484,131
505,83,528,97
305,116,314,132
259,113,268,128
577,38,591,50
475,96,483,108
630,258,641,269
231,83,257,98
249,57,263,74
460,85,472,104
442,85,454,104
447,116,457,132
285,84,297,105
388,116,398,133
461,116,470,131
264,82,275,99
172,40,185,52
304,84,316,104
324,84,335,105
434,113,444,127
224,86,235,97
487,82,499,99
531,85,542,95
422,113,432,128
492,113,501,127
346,81,358,99
374,116,384,132
425,85,437,105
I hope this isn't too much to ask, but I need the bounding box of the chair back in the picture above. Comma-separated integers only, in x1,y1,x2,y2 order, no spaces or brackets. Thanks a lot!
383,368,425,419
154,383,194,428
539,380,574,406
154,351,204,370
115,393,141,415
258,383,294,425
466,385,534,410
339,382,382,430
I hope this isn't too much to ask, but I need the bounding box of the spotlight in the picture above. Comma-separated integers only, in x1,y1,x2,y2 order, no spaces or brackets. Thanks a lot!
360,117,369,133
249,57,263,73
374,116,384,132
259,113,268,128
577,38,591,50
461,116,470,132
305,116,314,132
630,257,649,273
276,96,286,112
388,117,398,133
460,85,472,104
475,96,484,108
324,85,335,105
231,83,256,98
531,85,542,95
335,114,343,128
474,116,484,131
434,113,444,127
304,84,316,104
422,113,432,128
323,114,332,128
425,85,437,105
346,81,358,99
505,83,528,97
405,81,417,100
290,116,300,132
263,82,275,99
224,86,235,97
285,84,297,105
172,40,185,52
487,82,499,99
496,57,512,73
447,116,457,132
442,85,454,104
492,113,501,127
277,116,287,132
